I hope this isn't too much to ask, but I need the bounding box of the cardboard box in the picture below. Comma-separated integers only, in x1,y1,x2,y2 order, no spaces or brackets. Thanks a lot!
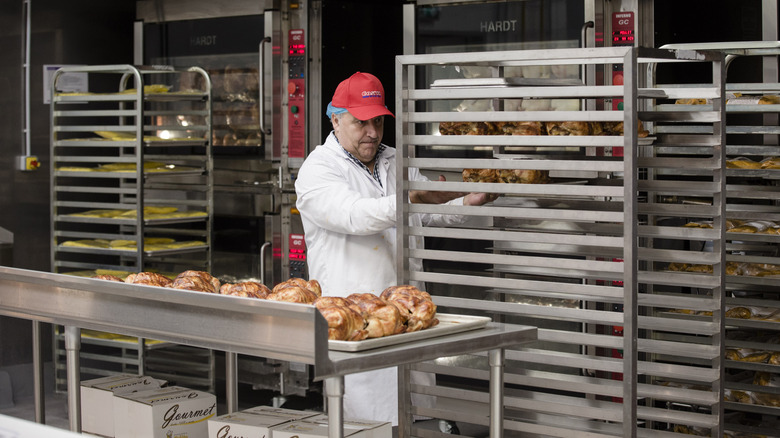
272,414,391,438
113,386,217,438
80,374,165,437
207,406,318,438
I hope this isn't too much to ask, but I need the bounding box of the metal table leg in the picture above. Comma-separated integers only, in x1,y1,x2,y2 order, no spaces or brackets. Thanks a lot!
397,364,411,438
325,376,344,438
488,348,505,438
226,352,238,413
32,321,45,423
64,326,82,433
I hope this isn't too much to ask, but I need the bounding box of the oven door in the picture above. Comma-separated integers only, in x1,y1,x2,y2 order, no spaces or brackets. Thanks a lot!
406,0,596,158
141,13,282,160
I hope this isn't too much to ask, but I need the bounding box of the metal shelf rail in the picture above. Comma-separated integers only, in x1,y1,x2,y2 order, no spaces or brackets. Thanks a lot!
655,41,780,438
395,46,726,437
49,64,217,393
0,266,536,438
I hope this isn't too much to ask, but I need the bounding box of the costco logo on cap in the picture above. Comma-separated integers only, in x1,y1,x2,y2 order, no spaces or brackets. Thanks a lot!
362,90,383,98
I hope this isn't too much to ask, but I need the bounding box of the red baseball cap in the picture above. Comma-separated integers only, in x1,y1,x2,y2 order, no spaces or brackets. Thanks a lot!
330,72,395,120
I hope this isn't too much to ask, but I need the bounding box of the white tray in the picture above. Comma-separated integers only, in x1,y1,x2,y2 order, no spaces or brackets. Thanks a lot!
328,313,491,352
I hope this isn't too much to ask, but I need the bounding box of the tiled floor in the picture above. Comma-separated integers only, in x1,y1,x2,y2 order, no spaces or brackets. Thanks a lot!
1,392,71,430
0,364,487,437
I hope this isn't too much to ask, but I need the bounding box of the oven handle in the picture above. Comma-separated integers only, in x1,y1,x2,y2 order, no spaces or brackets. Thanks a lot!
260,241,272,286
259,36,272,136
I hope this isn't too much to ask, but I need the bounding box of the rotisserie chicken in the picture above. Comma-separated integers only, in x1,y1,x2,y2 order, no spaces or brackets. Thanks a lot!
273,277,322,297
93,274,124,282
267,286,319,304
124,272,173,288
380,285,439,332
171,270,220,293
219,281,271,299
347,292,406,338
316,304,368,341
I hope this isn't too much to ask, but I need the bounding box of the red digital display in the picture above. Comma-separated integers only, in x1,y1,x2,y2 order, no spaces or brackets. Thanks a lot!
289,248,306,261
612,30,634,44
288,43,306,55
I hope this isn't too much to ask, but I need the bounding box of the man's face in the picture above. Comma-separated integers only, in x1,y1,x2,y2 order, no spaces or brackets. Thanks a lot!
332,112,384,165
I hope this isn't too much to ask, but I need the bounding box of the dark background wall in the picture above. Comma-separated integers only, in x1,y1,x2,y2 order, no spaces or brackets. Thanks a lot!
0,0,135,367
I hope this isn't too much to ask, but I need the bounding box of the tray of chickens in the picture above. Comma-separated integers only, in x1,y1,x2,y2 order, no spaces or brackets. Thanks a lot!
327,312,491,352
89,272,491,353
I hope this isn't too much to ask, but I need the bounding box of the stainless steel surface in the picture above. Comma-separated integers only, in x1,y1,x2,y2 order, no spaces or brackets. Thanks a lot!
488,349,504,438
395,46,727,436
328,314,490,352
64,326,80,432
325,377,344,438
135,0,277,22
258,37,272,136
50,64,213,274
0,266,537,435
226,352,238,413
32,321,44,423
652,41,780,436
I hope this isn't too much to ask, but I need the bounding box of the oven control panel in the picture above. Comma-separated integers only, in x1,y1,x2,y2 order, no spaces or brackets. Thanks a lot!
288,29,306,166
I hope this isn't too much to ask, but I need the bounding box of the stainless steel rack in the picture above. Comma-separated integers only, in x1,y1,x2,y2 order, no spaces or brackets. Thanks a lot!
50,64,214,275
0,266,536,438
395,46,727,437
656,42,780,438
49,65,216,392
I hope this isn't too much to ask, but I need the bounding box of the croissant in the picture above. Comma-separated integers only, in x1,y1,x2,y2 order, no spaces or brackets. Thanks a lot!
347,293,405,338
219,281,271,299
267,286,319,304
124,272,173,288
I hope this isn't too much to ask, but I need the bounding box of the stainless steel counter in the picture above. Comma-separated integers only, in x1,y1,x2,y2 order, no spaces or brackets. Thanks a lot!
0,266,536,437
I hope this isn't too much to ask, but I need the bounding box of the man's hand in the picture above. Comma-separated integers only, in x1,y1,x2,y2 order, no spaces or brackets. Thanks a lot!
409,175,498,205
464,192,499,206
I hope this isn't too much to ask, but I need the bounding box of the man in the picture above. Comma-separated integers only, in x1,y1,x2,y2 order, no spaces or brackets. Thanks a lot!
295,72,493,424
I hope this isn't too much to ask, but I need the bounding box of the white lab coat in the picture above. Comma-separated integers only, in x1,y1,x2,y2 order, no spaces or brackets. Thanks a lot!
295,132,464,424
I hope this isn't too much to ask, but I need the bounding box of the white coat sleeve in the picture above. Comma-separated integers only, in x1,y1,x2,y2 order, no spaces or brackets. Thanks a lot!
408,168,468,227
296,156,396,235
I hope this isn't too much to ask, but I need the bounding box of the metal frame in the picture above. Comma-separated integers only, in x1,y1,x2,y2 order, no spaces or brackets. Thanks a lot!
0,266,536,437
395,46,726,437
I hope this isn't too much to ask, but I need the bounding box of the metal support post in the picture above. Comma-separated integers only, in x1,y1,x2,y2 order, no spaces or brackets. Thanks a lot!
32,321,45,423
325,376,344,438
226,352,238,413
64,325,81,432
488,348,505,438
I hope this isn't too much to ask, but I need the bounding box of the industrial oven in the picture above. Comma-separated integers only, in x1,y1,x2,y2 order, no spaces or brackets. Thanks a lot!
128,0,406,404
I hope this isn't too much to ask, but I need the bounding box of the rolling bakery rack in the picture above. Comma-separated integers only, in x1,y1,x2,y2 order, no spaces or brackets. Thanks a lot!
49,64,216,392
0,266,536,438
395,46,729,437
654,41,780,438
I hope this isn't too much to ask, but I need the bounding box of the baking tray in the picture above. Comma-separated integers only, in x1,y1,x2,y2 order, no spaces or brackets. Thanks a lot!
328,313,491,352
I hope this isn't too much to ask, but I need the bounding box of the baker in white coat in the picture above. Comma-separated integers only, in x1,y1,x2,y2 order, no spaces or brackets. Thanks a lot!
295,72,494,425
